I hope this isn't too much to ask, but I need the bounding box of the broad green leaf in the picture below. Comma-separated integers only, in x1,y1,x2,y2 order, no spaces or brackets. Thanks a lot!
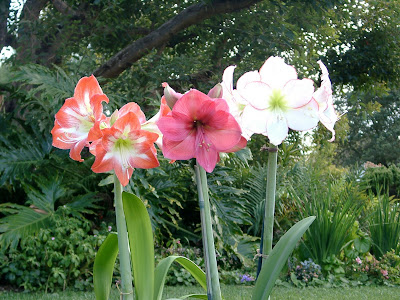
122,192,154,300
354,236,371,254
154,255,207,300
252,216,315,300
93,233,119,300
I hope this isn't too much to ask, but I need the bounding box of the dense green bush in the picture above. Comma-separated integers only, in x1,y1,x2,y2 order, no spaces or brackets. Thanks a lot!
0,215,109,291
362,164,400,197
368,193,400,257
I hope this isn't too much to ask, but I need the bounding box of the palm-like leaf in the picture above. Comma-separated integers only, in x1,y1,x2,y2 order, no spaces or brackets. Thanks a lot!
0,176,65,249
0,129,52,185
0,203,53,249
242,163,268,236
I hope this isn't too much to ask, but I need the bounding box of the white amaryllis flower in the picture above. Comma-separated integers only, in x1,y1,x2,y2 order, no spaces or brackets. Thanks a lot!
221,65,256,140
313,60,338,142
222,56,324,146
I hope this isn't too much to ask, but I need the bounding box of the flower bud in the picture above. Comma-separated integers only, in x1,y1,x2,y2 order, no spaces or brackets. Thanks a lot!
110,109,119,126
162,82,182,109
207,83,223,99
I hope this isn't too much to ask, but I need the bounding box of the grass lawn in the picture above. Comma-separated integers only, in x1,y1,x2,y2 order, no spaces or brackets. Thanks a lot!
1,285,400,299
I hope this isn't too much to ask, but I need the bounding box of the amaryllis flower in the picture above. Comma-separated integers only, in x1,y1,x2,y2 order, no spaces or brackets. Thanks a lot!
157,89,242,173
221,65,255,140
313,60,338,142
91,112,159,186
141,97,171,149
51,75,109,161
234,56,319,146
89,99,170,154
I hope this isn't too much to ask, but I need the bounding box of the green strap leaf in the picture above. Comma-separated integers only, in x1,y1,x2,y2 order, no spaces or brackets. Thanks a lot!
166,295,208,300
122,192,155,300
252,216,316,300
154,255,207,300
93,233,119,300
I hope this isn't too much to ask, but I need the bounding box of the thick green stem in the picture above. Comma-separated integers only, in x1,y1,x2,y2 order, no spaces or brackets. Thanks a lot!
262,145,278,262
194,162,222,300
114,174,134,300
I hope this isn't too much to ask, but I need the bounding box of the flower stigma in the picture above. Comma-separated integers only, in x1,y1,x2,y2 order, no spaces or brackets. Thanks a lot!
268,89,289,112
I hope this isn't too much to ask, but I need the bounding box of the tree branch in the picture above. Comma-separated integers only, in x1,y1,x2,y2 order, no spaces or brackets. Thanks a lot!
51,0,84,20
16,0,49,62
93,0,261,78
0,0,10,50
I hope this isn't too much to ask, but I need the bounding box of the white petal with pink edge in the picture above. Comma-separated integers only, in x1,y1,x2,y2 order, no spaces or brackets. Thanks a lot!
241,105,268,136
285,99,319,131
283,78,314,108
236,70,261,90
259,57,297,89
240,81,272,110
266,113,289,146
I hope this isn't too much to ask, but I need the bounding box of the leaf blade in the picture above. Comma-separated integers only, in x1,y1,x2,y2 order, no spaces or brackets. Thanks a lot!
122,192,155,300
93,233,119,300
252,216,315,300
154,255,207,300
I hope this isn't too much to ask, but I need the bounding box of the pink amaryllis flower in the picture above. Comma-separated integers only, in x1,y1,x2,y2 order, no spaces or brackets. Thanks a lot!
51,75,109,161
91,111,159,186
157,89,242,172
223,57,321,146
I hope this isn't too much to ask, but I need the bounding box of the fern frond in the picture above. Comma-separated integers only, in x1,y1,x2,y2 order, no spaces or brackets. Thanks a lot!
64,193,102,217
23,175,68,212
0,130,52,185
19,64,78,102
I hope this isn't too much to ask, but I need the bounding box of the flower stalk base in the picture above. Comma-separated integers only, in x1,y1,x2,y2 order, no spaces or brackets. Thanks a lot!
114,174,134,300
262,145,278,266
194,162,222,300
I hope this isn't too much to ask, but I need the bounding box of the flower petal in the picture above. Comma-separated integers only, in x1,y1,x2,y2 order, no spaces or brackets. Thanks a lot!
224,136,248,153
203,110,242,151
129,145,159,169
241,105,268,135
266,114,289,146
157,113,195,142
240,81,272,110
113,162,133,187
69,139,87,162
196,145,219,173
172,90,214,121
283,78,314,108
319,103,337,142
112,112,141,133
285,99,319,131
236,70,261,91
91,145,114,173
221,65,236,99
161,132,196,161
118,102,146,124
74,75,104,110
259,57,297,89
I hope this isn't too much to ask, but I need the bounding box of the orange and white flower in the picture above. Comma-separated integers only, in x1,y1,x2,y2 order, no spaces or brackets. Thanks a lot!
51,75,108,161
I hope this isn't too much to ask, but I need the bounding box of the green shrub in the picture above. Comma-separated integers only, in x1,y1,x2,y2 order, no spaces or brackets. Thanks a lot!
0,215,109,291
368,193,400,257
362,164,400,197
346,251,400,285
287,258,323,287
291,180,364,266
